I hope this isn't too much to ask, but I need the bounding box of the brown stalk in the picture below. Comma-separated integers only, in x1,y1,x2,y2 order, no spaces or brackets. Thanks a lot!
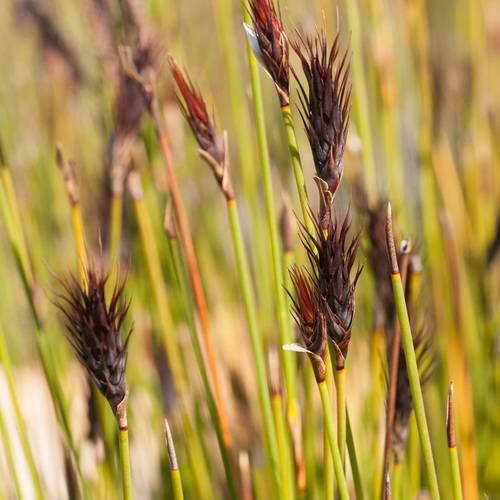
381,236,411,500
119,48,233,454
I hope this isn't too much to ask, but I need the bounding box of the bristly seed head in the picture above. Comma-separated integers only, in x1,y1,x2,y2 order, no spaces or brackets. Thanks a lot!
245,0,290,107
287,263,327,382
51,257,132,419
298,203,363,369
168,54,234,200
291,22,351,204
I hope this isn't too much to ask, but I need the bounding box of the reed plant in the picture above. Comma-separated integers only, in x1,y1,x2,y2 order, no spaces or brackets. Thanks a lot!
0,0,498,498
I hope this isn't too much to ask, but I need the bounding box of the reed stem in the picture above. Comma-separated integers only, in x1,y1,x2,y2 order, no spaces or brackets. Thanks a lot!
0,321,43,499
318,378,350,500
386,204,440,500
227,199,282,495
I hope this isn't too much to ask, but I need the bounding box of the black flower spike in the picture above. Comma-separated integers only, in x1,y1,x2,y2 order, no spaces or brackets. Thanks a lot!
51,258,132,418
291,22,351,204
299,203,363,369
168,54,233,200
287,263,327,382
244,0,290,107
111,39,156,196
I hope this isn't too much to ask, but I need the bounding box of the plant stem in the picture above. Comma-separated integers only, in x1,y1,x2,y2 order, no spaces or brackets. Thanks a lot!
166,226,238,500
318,379,350,500
118,426,132,500
71,202,87,285
149,98,233,457
324,357,334,500
280,107,313,237
243,4,297,430
227,199,282,495
447,382,463,500
109,194,123,258
0,321,42,499
346,407,364,500
165,419,185,500
129,175,217,499
336,366,346,469
386,204,440,500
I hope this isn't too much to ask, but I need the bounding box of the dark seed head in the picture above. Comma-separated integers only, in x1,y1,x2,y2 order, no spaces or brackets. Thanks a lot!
168,54,233,200
287,263,327,382
246,0,290,107
291,23,351,201
51,258,132,417
299,203,363,368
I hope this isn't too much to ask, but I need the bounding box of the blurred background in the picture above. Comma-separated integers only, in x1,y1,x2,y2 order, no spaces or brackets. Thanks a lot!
0,0,499,498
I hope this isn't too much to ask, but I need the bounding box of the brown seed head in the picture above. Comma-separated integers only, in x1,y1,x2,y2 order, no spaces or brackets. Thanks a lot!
168,54,233,200
246,0,290,107
51,257,132,417
287,263,327,382
299,203,363,368
291,22,351,200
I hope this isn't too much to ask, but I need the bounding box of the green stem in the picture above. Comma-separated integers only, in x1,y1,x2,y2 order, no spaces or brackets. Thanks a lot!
346,408,364,500
227,199,282,495
449,446,463,500
324,356,333,500
119,427,132,500
336,367,346,469
391,272,440,499
171,470,184,500
0,321,42,499
243,0,297,427
318,380,350,500
168,233,238,500
281,107,314,236
0,389,24,499
271,390,295,500
345,0,378,202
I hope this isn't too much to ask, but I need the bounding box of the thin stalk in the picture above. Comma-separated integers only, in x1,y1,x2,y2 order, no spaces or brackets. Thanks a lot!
324,353,333,500
447,382,463,500
335,366,346,469
227,199,282,495
381,239,411,499
71,202,87,285
128,174,217,499
318,379,350,500
165,419,185,500
303,365,319,499
270,350,295,500
243,6,297,425
117,417,132,500
345,0,378,202
386,204,440,500
282,246,306,496
109,194,123,258
346,408,364,500
148,97,233,457
0,321,43,499
280,107,313,237
166,223,238,500
0,382,24,500
392,462,402,499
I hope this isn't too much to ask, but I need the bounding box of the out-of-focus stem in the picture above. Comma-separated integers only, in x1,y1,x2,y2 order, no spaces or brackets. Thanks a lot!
346,407,364,500
227,199,282,495
447,382,463,500
166,219,238,500
109,194,123,258
386,204,440,500
148,97,233,458
165,419,185,500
